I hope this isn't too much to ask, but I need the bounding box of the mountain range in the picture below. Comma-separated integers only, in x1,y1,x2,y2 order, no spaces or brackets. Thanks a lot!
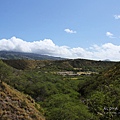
0,51,64,60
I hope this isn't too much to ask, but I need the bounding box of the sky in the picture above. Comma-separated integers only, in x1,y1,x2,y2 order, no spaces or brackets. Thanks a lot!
0,0,120,61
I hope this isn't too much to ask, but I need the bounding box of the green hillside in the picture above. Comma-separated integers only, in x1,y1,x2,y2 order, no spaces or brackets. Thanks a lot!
3,58,116,72
0,59,120,120
0,82,45,120
79,62,120,119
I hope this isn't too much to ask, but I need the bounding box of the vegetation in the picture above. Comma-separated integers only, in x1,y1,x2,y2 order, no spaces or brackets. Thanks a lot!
79,62,120,119
0,82,45,120
0,59,120,120
0,60,11,83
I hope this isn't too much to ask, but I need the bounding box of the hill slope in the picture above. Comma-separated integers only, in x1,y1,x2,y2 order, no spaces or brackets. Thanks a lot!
79,62,120,119
3,58,116,72
0,82,45,120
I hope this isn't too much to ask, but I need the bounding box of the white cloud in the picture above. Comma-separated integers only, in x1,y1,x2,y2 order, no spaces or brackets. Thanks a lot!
64,29,76,34
0,36,120,61
114,15,120,19
106,32,115,38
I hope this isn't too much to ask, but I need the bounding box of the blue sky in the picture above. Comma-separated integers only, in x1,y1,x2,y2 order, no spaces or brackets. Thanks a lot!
0,0,120,60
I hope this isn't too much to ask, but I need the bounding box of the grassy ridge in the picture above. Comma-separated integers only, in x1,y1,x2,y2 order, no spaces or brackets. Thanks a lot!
0,82,45,120
3,58,116,72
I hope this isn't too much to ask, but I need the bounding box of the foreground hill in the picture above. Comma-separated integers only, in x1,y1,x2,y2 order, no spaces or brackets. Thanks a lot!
0,82,45,120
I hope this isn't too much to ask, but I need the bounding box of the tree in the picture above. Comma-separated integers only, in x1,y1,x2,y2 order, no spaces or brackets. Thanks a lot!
0,61,11,84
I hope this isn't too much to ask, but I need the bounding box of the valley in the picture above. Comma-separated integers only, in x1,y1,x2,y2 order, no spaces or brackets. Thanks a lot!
0,58,120,120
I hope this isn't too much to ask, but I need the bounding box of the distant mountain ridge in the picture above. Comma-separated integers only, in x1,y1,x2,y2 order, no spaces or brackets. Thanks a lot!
0,51,64,60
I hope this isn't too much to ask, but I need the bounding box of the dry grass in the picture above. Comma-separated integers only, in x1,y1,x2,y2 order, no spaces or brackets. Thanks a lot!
0,82,45,120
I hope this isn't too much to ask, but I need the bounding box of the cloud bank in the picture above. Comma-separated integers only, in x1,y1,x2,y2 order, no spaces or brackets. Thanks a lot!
64,29,76,34
0,37,120,61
